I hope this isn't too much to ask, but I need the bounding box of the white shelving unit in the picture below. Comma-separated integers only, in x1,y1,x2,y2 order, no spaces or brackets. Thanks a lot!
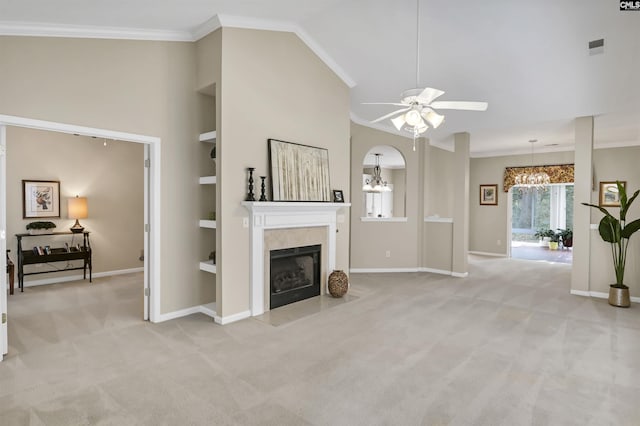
199,130,217,276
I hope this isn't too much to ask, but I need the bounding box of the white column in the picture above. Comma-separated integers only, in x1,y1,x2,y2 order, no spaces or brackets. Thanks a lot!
571,117,594,294
452,132,470,277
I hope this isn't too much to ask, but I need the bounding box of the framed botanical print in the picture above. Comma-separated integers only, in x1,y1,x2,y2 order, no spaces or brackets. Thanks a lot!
22,180,60,218
479,184,498,205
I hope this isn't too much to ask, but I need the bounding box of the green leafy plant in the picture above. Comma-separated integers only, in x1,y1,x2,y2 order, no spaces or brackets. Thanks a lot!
534,228,555,239
582,181,640,288
25,221,57,230
557,228,573,247
549,231,561,243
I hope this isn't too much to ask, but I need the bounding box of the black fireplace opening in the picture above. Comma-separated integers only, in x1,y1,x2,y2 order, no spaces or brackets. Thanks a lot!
270,244,321,309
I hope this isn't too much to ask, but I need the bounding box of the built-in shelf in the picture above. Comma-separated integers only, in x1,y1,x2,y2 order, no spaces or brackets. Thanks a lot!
199,130,216,142
199,176,216,185
199,220,217,229
199,260,217,274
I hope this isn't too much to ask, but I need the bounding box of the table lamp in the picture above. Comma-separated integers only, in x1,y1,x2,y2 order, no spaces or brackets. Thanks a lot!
68,195,88,233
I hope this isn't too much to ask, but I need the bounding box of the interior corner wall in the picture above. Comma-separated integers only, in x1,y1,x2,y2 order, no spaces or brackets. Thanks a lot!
6,127,143,281
350,123,420,269
469,151,575,255
218,28,350,318
0,36,214,315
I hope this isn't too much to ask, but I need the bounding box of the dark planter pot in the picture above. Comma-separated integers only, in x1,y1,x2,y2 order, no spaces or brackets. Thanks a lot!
563,237,573,248
608,285,630,308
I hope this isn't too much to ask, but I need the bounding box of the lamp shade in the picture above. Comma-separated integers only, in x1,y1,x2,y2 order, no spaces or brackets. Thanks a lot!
68,196,88,220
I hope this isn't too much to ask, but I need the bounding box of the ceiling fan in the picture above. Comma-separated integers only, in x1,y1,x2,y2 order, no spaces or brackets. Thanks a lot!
363,0,488,149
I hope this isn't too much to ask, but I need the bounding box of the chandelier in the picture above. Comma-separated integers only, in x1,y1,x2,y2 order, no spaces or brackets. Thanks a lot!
515,139,550,190
362,153,391,192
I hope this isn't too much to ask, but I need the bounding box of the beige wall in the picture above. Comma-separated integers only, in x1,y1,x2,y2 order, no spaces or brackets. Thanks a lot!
469,151,575,254
427,147,455,218
218,28,350,317
588,146,640,295
7,127,143,281
350,123,421,269
0,36,214,314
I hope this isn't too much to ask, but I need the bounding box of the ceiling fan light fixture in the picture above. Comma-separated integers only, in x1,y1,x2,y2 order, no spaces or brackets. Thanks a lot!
422,109,444,128
404,109,422,126
391,115,406,131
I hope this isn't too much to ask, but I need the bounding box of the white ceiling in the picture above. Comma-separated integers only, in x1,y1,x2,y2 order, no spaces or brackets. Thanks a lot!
1,0,639,157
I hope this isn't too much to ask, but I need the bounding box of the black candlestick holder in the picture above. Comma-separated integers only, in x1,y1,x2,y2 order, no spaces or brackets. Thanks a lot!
259,176,267,201
246,168,256,201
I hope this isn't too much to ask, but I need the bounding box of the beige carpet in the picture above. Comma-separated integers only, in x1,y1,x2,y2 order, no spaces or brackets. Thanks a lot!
1,257,640,425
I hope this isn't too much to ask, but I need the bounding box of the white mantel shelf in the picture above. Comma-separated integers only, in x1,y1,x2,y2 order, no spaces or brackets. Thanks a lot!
242,201,350,212
241,201,350,317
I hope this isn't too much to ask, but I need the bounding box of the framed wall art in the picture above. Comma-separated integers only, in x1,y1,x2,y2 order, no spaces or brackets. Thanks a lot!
332,189,344,203
268,139,331,202
22,180,60,218
599,181,625,207
479,184,498,205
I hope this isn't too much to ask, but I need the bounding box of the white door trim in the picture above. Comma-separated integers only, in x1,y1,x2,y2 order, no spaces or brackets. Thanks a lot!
0,114,162,324
0,125,7,361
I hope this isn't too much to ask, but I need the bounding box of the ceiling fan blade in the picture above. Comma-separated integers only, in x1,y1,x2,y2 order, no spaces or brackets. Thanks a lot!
416,88,445,105
362,102,408,107
391,115,406,131
430,101,488,111
370,107,411,123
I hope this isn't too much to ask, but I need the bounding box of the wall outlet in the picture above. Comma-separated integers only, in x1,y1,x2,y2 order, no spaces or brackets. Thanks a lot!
242,218,249,228
385,250,391,258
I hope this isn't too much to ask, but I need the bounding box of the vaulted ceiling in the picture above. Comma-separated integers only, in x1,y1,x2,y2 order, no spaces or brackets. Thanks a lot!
1,0,639,156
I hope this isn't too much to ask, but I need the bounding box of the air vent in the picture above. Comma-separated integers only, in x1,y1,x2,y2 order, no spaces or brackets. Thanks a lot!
589,38,604,55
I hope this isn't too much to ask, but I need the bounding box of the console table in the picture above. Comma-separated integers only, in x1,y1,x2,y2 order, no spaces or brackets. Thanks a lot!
16,231,92,292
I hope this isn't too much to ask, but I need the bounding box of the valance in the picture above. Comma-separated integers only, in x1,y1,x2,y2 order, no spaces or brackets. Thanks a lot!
503,164,574,192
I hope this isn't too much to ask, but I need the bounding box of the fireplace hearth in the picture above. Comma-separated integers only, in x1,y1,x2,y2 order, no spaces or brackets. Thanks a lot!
270,244,321,309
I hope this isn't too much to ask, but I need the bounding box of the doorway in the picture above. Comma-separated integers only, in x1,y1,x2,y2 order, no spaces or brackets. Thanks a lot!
0,114,161,362
509,183,574,263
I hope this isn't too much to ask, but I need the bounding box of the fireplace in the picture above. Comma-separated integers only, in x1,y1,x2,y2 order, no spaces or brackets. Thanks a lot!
270,244,321,309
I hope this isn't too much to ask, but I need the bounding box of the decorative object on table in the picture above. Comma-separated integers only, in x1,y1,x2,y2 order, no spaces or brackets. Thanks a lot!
208,211,216,221
548,231,560,250
208,251,216,264
22,180,60,218
268,139,331,201
245,167,256,201
259,176,268,201
25,221,56,235
68,195,88,233
534,228,554,247
332,189,344,203
582,180,640,308
210,145,217,175
599,181,625,207
328,269,349,297
479,184,498,205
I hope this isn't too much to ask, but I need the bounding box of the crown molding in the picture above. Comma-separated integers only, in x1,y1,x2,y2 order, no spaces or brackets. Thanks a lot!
200,14,356,88
0,20,193,41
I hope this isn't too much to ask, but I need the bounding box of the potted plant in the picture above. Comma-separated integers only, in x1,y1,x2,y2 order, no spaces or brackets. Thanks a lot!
26,221,57,235
549,231,560,250
557,228,573,248
534,228,555,247
582,181,640,307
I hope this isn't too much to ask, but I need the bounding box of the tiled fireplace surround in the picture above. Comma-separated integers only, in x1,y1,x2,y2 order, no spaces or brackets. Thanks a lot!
242,202,348,316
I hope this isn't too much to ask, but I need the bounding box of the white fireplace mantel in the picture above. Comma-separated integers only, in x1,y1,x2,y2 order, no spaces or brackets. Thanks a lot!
241,201,350,316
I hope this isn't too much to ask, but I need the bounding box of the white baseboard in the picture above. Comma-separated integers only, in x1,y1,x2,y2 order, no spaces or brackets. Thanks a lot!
216,310,251,325
469,251,507,257
350,268,420,273
155,306,203,322
419,267,452,276
22,267,144,287
571,289,640,303
451,272,469,278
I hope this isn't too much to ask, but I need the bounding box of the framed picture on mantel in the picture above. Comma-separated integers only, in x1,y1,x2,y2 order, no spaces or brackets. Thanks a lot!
268,139,331,202
479,184,498,206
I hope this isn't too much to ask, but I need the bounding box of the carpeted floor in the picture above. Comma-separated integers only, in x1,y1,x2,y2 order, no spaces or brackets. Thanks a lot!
1,256,639,425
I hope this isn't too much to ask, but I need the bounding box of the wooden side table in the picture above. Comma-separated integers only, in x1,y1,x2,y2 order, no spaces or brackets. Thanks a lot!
6,250,14,295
